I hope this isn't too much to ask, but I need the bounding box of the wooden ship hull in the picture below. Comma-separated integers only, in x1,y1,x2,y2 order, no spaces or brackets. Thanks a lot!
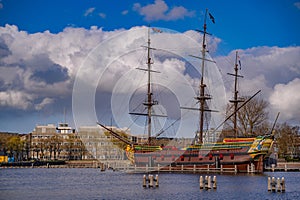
126,136,274,173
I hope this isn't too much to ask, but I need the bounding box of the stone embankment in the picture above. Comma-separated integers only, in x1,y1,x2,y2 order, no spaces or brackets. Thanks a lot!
0,160,130,169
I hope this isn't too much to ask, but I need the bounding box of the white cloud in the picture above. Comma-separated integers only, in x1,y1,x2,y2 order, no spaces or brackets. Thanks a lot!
215,46,300,123
133,0,194,21
84,8,106,19
71,26,226,132
121,10,128,15
35,97,54,110
1,24,221,114
166,6,194,20
269,78,300,122
0,90,33,110
0,23,299,126
0,24,112,110
294,2,300,10
98,12,106,19
84,7,95,16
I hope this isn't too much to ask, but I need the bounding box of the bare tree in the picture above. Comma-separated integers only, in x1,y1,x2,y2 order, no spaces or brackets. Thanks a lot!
237,97,268,135
50,135,62,160
38,138,46,160
224,97,269,137
44,137,53,160
276,123,300,160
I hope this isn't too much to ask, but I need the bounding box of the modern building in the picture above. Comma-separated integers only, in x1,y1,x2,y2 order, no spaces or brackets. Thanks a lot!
78,126,128,161
31,123,84,160
203,128,222,143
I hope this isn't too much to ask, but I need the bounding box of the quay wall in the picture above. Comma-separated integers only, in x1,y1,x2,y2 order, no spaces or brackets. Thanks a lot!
0,160,130,169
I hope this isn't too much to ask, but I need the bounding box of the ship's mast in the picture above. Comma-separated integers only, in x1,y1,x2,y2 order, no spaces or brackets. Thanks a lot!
129,27,166,144
181,9,215,144
199,10,208,144
197,9,214,144
228,51,244,137
145,27,154,144
130,27,159,144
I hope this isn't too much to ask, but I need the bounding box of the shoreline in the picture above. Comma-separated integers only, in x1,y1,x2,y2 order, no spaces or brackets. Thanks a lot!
1,160,300,172
0,160,98,168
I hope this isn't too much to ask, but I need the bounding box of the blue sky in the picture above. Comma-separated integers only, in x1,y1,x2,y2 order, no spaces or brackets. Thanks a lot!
1,0,300,49
0,0,300,134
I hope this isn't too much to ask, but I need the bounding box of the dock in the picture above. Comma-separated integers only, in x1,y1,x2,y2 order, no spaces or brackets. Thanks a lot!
105,162,300,173
121,164,238,174
264,162,300,172
109,163,263,174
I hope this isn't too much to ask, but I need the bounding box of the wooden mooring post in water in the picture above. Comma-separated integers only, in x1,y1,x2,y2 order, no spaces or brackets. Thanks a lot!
199,176,217,190
268,176,285,193
142,174,159,188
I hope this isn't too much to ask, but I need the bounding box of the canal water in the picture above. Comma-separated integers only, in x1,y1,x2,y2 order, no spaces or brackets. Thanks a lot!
1,168,300,200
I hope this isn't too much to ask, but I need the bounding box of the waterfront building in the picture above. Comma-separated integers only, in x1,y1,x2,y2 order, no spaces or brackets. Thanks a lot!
78,126,128,161
31,123,85,160
203,128,222,143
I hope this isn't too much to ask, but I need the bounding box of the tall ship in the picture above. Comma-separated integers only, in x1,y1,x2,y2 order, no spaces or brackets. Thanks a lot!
98,9,275,173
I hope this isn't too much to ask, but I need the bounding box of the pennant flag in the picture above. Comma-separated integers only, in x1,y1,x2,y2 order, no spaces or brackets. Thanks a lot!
238,55,242,69
208,12,215,24
152,27,162,33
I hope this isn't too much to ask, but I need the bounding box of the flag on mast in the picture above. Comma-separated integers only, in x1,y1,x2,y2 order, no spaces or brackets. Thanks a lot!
152,27,162,33
237,55,242,70
208,12,215,24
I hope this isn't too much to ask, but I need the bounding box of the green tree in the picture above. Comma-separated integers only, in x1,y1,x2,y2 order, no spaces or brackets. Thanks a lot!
7,136,25,162
0,133,13,155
